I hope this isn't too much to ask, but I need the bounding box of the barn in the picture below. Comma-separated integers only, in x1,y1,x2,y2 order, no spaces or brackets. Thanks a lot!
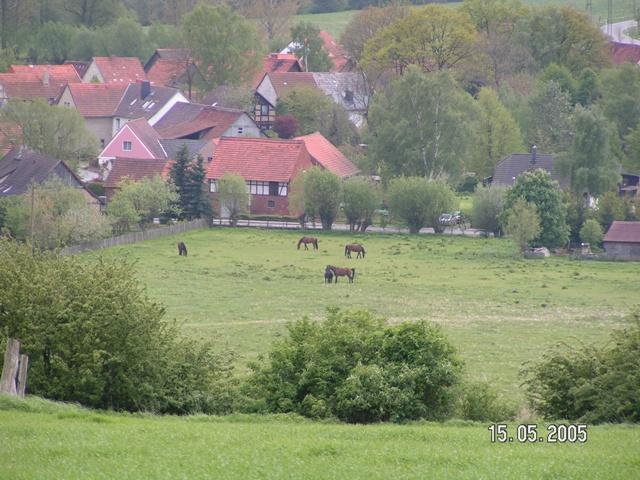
603,221,640,260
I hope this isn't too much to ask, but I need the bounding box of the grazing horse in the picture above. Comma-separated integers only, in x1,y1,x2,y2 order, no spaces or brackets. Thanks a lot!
345,243,365,259
324,266,334,284
297,236,318,250
327,265,356,283
177,241,188,256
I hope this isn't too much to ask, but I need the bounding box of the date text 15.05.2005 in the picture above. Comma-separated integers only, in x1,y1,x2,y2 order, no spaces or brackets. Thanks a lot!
488,424,587,443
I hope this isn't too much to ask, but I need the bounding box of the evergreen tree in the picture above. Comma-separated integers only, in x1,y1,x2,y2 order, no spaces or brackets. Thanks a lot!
169,144,190,216
183,155,211,220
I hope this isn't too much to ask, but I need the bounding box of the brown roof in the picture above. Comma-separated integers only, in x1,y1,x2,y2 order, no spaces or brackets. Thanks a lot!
0,122,22,157
491,152,569,188
65,83,126,117
207,137,309,182
90,57,147,83
146,59,189,86
253,53,302,88
267,72,317,98
124,118,167,159
608,42,640,65
603,221,640,243
105,157,169,189
154,103,245,140
295,132,359,178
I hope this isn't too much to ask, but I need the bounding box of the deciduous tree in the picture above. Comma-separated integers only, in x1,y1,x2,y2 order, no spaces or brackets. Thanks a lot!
217,173,249,226
342,176,380,232
302,167,341,230
471,185,507,236
290,22,331,72
504,198,540,252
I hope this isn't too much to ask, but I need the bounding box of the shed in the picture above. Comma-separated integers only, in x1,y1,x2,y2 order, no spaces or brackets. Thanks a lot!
603,221,640,260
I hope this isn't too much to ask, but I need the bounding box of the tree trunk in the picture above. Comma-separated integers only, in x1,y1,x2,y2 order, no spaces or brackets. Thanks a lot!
17,354,28,397
0,338,20,395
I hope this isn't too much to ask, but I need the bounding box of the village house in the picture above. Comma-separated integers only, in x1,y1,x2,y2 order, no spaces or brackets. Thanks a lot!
0,64,81,105
280,31,352,73
153,102,261,141
603,221,640,259
486,147,569,188
82,56,147,84
0,146,101,208
57,83,127,148
295,131,360,178
608,41,640,65
144,48,204,101
254,72,367,130
98,117,214,175
206,137,313,217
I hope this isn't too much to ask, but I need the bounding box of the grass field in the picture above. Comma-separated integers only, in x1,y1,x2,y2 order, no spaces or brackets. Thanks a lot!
1,396,639,479
295,1,636,38
94,228,637,403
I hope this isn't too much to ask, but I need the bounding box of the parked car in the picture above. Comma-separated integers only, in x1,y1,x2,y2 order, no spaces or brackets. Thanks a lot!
439,212,461,225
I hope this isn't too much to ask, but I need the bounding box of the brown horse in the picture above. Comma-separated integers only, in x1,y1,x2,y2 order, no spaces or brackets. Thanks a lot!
345,243,365,259
327,265,356,283
297,236,318,250
324,266,334,284
177,241,188,256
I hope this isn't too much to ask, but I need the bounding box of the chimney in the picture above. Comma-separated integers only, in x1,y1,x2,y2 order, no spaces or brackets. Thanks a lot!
530,145,537,165
140,80,151,99
42,71,50,86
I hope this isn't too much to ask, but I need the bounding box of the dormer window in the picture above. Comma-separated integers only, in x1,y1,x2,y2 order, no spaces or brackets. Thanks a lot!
123,141,132,151
344,89,354,103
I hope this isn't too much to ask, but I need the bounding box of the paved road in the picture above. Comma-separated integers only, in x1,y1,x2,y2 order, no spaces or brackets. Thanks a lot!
601,20,640,45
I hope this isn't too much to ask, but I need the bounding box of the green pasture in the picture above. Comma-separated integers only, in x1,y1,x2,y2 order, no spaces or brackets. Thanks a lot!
294,1,635,39
95,228,637,402
0,396,638,480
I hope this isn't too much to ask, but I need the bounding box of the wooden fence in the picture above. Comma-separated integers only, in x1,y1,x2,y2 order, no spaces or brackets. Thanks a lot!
60,218,209,255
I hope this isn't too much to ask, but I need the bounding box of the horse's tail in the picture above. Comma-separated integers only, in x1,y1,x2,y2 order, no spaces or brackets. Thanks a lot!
314,239,318,249
297,238,301,249
361,247,365,258
351,268,356,280
344,245,348,257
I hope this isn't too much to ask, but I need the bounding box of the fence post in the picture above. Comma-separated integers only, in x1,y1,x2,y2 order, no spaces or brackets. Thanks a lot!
16,354,28,398
0,338,20,395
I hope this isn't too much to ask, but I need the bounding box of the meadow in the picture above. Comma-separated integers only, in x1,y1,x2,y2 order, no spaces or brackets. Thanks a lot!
95,227,638,403
295,1,637,38
1,396,638,479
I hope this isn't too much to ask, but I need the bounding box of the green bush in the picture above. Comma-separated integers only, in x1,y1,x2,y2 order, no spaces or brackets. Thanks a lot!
471,185,507,235
244,309,463,423
454,381,515,422
580,219,603,249
0,238,235,414
523,312,640,423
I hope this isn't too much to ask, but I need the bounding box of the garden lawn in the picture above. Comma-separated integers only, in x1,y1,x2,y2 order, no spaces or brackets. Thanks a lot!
0,397,638,480
95,228,637,403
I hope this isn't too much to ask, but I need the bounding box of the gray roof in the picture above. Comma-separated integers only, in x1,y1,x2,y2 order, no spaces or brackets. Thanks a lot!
312,72,367,112
159,139,208,160
113,83,181,120
0,146,83,196
491,153,569,188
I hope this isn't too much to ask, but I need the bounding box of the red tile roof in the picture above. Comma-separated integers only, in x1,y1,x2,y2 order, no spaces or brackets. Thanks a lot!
267,72,317,98
146,58,189,86
319,31,350,72
603,221,640,243
0,69,80,102
609,42,640,65
154,103,246,140
65,83,126,117
295,131,359,178
105,157,169,189
9,64,80,82
207,137,309,182
253,53,303,88
89,57,147,83
0,122,22,157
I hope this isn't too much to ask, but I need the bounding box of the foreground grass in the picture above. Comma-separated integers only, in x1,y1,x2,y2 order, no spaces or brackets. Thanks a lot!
95,228,637,403
0,396,638,479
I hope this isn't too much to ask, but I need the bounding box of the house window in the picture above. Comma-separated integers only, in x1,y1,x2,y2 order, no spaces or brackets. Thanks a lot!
63,101,70,107
278,182,288,196
123,141,132,151
260,104,269,116
267,200,276,208
248,180,269,195
209,180,217,193
269,181,279,196
100,139,105,148
115,118,121,130
237,126,244,135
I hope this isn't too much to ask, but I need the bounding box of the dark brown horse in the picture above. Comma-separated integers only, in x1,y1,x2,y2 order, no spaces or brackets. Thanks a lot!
297,236,318,250
324,266,334,284
177,241,188,256
345,243,365,259
327,265,356,283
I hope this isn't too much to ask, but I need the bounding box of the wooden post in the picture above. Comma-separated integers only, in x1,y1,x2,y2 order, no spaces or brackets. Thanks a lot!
17,354,28,398
0,338,20,395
